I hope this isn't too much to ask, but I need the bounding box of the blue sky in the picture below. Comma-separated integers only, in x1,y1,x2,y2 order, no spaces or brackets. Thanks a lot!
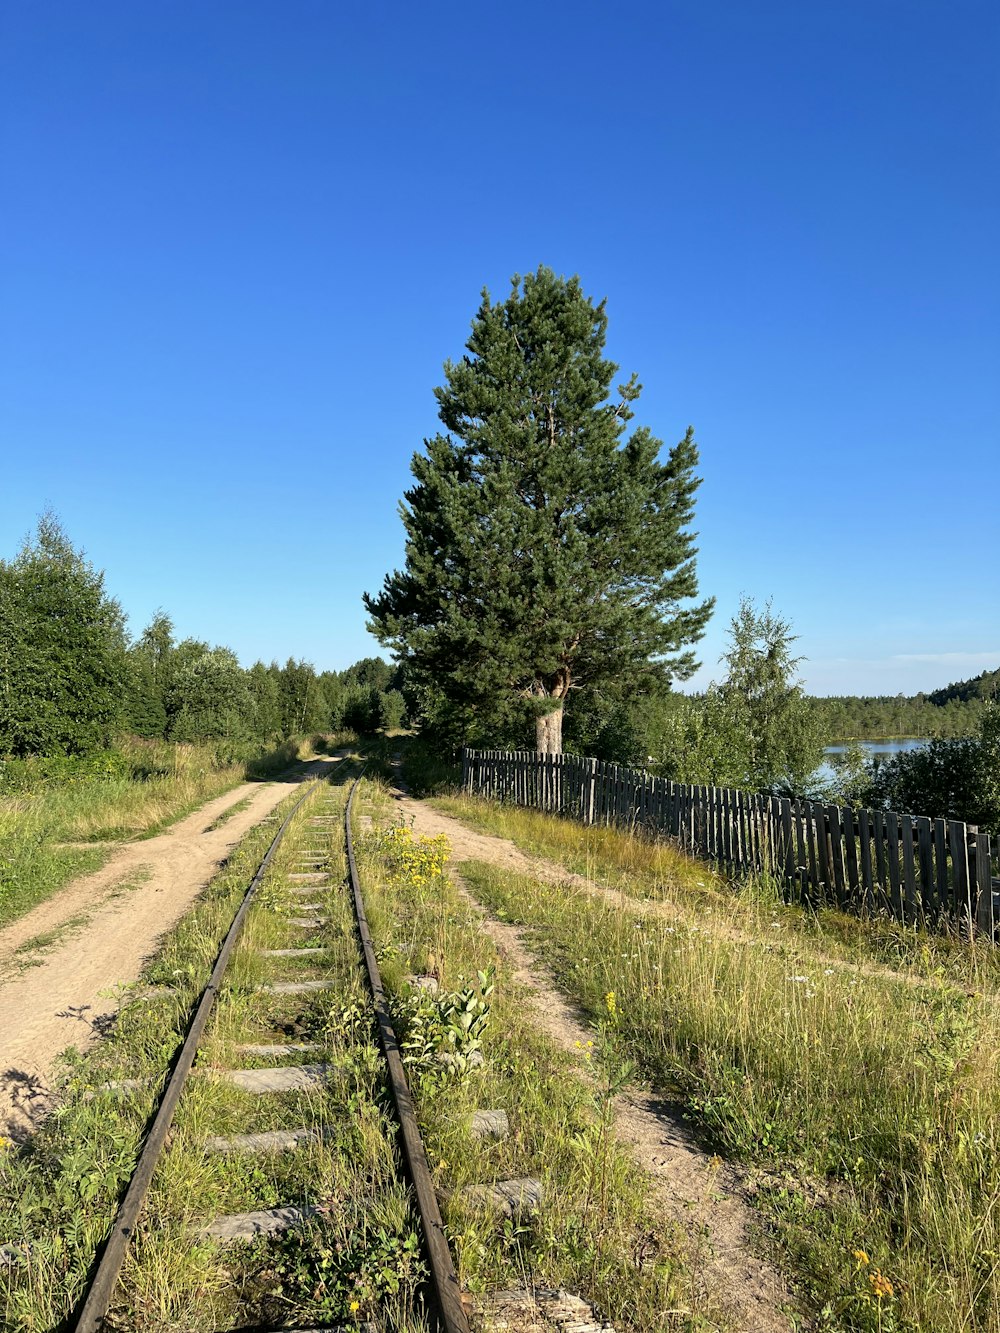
2,1,997,696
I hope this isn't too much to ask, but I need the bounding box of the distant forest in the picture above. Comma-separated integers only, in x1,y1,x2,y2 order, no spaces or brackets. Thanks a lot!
809,670,999,742
0,516,403,766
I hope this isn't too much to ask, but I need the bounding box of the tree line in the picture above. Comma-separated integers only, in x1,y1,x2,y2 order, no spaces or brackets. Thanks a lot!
807,692,987,742
0,514,403,761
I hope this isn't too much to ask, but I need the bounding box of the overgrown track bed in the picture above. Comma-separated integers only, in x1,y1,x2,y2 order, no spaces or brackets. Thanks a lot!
1,767,443,1332
2,772,717,1333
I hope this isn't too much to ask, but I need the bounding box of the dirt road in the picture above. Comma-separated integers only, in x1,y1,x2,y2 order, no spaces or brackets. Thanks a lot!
0,759,338,1140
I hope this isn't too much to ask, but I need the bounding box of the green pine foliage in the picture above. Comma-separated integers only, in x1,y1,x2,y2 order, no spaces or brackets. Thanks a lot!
928,667,1000,706
365,266,713,753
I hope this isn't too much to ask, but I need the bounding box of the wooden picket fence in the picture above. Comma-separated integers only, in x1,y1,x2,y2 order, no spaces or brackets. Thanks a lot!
461,748,1000,938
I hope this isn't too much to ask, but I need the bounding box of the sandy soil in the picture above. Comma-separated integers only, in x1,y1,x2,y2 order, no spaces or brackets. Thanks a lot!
392,792,800,1333
0,758,339,1140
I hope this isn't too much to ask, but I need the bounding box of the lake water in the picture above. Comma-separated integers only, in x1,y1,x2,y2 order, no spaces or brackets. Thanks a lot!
816,738,928,787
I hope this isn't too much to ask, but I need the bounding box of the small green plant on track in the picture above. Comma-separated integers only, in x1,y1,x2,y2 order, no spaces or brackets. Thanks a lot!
275,1217,427,1321
396,969,495,1080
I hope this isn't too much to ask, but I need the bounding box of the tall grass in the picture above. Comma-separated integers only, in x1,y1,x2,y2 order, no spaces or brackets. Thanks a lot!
457,845,1000,1332
433,793,1000,994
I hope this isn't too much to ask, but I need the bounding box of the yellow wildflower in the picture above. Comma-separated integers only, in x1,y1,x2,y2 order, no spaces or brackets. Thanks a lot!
852,1249,870,1271
604,990,617,1018
869,1270,894,1300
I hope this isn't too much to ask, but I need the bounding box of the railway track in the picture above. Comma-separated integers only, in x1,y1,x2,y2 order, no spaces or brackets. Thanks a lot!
68,766,470,1333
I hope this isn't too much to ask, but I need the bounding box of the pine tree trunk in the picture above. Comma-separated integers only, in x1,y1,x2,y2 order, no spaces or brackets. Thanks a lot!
536,704,563,755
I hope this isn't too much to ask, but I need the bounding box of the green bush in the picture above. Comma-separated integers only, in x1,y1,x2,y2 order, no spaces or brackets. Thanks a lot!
862,705,1000,829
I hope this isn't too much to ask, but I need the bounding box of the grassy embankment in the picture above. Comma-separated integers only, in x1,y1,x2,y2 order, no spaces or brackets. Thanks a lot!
1,769,721,1332
429,791,1000,1333
0,733,353,930
356,777,720,1331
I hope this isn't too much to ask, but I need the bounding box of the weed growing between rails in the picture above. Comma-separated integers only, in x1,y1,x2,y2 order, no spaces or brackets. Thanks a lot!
431,794,1000,995
353,785,723,1333
458,858,1000,1333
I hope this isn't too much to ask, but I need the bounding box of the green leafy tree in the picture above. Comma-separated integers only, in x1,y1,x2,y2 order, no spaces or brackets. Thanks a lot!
318,670,345,729
654,599,821,794
654,688,750,788
247,662,283,740
276,658,328,735
375,688,405,731
364,266,713,753
165,642,252,743
717,598,821,793
341,656,395,693
862,704,1000,828
125,610,175,738
0,514,128,756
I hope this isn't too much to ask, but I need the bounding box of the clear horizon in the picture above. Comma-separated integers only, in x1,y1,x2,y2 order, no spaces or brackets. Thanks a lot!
3,3,997,697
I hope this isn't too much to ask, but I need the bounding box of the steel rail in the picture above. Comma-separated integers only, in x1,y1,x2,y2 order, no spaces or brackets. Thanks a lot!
344,777,471,1333
73,774,327,1333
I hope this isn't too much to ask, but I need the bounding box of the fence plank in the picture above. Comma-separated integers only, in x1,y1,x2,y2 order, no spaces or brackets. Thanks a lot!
842,806,860,901
779,798,795,888
803,802,819,904
901,817,918,922
885,812,902,920
916,817,934,919
873,812,888,910
949,821,972,935
934,819,949,911
733,788,743,865
857,808,873,908
827,804,846,907
976,832,995,937
816,805,832,901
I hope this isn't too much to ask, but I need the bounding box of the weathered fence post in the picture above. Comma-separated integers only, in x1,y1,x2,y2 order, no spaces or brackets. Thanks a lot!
975,830,995,937
582,757,598,826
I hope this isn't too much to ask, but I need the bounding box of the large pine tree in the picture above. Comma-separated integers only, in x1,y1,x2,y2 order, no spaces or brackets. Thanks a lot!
365,267,713,753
